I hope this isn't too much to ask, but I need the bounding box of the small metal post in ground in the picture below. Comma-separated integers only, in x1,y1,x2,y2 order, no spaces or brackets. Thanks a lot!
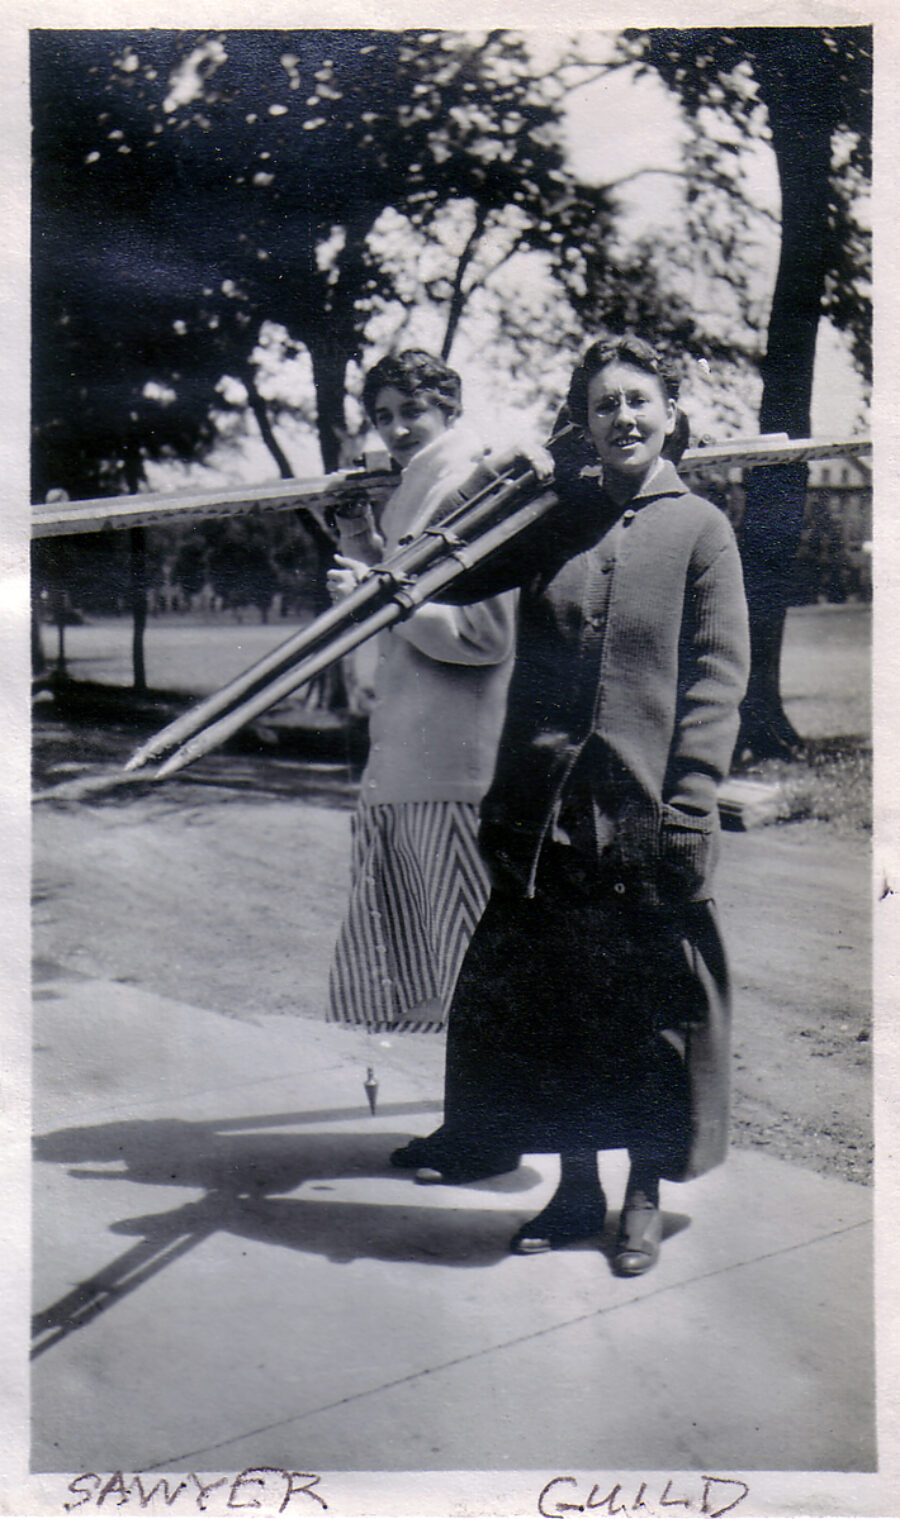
364,1067,378,1116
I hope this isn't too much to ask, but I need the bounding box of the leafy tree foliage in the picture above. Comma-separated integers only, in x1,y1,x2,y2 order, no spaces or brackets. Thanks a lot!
621,26,872,755
32,28,612,492
31,28,617,690
32,28,871,744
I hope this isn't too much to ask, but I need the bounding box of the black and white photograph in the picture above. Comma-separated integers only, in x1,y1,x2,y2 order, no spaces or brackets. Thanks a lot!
4,9,895,1516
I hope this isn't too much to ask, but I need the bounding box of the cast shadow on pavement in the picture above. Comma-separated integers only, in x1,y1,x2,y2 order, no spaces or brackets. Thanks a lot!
33,1111,690,1361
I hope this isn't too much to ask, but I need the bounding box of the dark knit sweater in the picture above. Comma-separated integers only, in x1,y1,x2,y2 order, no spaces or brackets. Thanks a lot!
447,459,751,903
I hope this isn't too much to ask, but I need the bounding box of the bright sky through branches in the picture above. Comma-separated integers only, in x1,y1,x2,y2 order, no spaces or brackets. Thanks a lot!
144,30,867,493
544,34,864,442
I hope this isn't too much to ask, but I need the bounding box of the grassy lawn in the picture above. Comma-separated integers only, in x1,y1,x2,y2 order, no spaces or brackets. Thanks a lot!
738,604,871,835
779,603,871,740
41,601,872,833
736,738,871,835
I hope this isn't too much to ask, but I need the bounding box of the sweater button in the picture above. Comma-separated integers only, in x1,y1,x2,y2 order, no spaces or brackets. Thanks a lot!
613,881,627,895
623,509,635,523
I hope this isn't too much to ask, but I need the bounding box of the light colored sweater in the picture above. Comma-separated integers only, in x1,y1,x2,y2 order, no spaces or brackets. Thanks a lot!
336,426,517,807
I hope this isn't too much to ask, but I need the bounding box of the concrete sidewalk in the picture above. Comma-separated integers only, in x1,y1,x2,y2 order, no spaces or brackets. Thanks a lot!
31,963,874,1479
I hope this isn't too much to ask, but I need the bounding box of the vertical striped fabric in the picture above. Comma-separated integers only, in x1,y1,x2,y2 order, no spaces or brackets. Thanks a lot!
327,800,492,1033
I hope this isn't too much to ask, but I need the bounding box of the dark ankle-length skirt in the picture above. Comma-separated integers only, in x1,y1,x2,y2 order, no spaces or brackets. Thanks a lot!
439,859,732,1183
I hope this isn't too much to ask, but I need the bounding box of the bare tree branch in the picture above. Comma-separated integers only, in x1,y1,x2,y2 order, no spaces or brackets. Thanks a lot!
441,202,490,359
597,166,780,227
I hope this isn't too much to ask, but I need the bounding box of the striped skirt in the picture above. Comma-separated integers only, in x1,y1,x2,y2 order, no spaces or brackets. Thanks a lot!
327,800,492,1033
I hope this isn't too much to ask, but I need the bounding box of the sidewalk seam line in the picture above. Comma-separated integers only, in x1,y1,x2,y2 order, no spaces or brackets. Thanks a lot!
134,1216,872,1473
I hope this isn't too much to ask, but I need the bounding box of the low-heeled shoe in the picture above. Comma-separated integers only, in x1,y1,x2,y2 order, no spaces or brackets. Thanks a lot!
509,1194,608,1254
414,1151,521,1186
613,1200,663,1276
390,1135,443,1168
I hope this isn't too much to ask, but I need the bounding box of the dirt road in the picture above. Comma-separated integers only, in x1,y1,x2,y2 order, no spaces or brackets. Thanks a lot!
32,734,872,1187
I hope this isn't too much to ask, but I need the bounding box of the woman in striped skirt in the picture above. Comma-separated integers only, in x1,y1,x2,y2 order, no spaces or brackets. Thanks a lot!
325,350,546,1036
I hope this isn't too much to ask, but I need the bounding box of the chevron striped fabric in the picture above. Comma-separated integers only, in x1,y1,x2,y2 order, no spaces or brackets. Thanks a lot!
327,800,492,1033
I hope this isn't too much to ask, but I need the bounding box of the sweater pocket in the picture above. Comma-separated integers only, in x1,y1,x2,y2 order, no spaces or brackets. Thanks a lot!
659,803,717,900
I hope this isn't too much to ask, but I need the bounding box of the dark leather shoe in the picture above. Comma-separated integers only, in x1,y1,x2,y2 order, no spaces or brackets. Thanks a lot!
414,1151,521,1186
613,1197,663,1276
390,1135,443,1169
510,1192,607,1254
395,1129,521,1183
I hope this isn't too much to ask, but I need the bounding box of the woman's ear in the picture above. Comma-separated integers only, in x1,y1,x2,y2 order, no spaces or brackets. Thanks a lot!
663,408,691,465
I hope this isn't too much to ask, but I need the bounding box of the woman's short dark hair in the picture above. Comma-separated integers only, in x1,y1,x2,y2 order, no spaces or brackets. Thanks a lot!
566,336,680,429
362,349,462,424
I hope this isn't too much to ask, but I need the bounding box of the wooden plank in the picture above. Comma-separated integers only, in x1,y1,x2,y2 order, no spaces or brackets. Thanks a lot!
681,436,871,473
31,435,871,538
32,462,395,539
717,778,790,830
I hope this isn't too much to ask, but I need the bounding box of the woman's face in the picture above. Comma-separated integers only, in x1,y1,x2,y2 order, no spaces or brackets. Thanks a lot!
585,361,675,487
372,385,449,469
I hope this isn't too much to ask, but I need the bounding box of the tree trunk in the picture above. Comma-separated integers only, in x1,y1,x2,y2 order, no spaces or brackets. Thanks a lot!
124,452,147,693
129,527,148,694
249,355,350,712
32,602,47,677
441,204,488,360
736,55,836,759
309,339,349,475
244,369,295,479
54,596,67,674
739,462,808,756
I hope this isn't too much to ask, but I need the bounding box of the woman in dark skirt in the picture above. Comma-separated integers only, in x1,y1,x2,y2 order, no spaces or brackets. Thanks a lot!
391,336,751,1276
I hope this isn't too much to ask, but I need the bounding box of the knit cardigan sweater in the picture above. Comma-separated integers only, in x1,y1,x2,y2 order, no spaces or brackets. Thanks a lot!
336,426,517,808
446,458,751,904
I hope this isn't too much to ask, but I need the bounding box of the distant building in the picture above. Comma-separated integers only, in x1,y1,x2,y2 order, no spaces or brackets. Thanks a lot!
802,456,872,603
